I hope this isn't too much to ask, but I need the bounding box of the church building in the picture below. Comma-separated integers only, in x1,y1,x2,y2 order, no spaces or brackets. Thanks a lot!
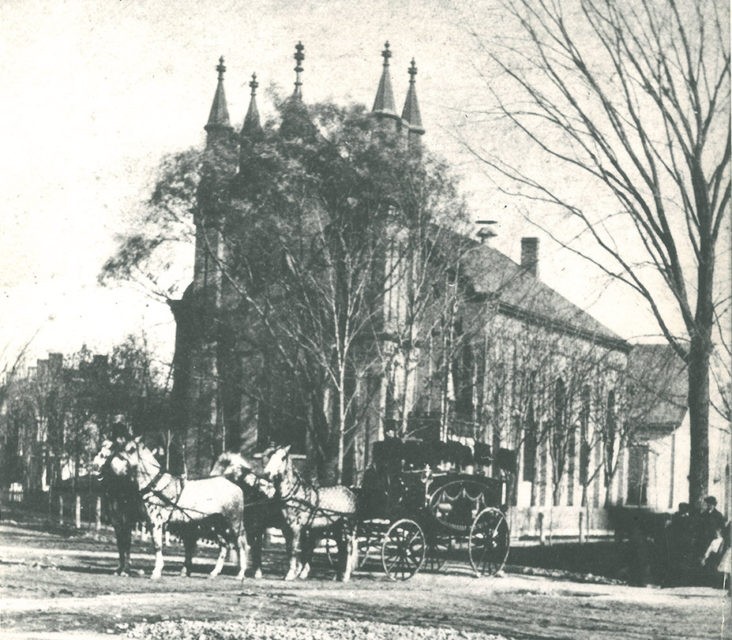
168,43,725,536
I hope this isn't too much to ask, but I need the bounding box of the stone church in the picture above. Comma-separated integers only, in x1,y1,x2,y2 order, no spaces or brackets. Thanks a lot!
168,43,720,533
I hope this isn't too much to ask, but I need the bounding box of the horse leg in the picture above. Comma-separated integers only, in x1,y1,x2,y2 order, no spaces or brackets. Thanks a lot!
119,518,133,576
150,522,165,580
112,516,128,576
298,529,316,579
235,526,248,580
209,534,228,578
180,527,196,577
246,526,263,579
341,522,357,583
283,526,300,581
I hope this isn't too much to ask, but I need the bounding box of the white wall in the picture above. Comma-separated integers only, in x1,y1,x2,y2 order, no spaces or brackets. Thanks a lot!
647,410,730,513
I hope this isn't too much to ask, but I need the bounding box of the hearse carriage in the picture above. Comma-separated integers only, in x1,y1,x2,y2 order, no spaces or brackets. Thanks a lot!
356,436,512,581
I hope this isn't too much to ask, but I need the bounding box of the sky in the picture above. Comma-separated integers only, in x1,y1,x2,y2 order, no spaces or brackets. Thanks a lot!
0,0,720,372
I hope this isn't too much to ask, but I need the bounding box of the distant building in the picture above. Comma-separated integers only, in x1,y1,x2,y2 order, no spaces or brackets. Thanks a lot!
0,352,109,493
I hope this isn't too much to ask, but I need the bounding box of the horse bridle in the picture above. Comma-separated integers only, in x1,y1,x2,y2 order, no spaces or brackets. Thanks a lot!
114,441,166,497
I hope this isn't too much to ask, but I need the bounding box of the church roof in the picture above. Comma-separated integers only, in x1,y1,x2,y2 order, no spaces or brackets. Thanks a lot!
372,42,399,119
457,237,628,351
626,344,688,430
401,59,424,133
205,56,231,132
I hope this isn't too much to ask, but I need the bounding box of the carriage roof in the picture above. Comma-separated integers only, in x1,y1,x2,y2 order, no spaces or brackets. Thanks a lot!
371,437,494,471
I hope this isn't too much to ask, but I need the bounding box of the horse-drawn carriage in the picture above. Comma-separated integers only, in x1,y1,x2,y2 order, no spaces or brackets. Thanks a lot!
354,436,511,580
92,431,510,583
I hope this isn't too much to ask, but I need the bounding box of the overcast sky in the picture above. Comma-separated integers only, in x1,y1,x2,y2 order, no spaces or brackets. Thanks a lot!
0,0,708,370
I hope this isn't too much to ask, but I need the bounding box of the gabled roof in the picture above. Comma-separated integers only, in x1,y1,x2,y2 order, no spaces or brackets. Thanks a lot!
626,344,687,430
458,238,628,351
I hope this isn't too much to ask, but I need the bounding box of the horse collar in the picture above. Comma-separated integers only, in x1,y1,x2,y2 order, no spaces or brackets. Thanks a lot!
278,470,302,502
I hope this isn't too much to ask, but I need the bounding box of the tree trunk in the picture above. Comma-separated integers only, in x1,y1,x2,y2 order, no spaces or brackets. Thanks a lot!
687,338,711,507
688,205,715,507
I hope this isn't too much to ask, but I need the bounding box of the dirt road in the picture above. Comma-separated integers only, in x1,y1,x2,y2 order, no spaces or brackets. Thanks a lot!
0,522,728,639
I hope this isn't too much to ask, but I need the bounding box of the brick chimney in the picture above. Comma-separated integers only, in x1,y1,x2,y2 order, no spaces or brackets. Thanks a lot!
521,237,539,277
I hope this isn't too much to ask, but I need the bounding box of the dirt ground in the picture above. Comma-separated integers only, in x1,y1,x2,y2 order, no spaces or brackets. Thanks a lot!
0,521,729,640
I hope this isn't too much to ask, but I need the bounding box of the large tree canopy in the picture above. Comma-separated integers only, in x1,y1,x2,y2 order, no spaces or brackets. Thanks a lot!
102,99,470,481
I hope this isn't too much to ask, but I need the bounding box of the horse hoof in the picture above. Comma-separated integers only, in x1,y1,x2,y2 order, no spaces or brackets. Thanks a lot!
254,569,263,580
284,573,296,581
150,574,161,580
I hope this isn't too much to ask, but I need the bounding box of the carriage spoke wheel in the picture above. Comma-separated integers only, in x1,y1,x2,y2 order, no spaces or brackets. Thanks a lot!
424,536,451,572
469,507,510,577
381,518,425,581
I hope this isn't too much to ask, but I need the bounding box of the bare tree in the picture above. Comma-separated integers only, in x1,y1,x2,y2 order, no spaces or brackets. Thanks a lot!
465,0,730,505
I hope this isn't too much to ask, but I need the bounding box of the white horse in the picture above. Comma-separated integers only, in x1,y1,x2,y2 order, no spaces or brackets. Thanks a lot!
95,437,248,580
262,445,358,581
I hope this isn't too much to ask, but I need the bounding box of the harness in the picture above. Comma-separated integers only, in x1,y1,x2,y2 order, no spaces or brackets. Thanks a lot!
274,468,355,530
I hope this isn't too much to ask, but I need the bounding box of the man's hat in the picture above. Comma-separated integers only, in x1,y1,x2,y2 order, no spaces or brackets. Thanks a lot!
704,495,717,507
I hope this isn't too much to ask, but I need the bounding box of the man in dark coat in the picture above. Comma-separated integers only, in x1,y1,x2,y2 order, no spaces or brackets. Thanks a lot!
699,496,726,551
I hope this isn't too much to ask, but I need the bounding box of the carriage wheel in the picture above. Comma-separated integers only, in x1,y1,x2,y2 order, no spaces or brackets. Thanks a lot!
469,507,510,577
424,535,451,572
381,518,425,581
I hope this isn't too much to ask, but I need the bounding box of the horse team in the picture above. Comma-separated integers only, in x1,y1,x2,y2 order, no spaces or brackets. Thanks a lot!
91,438,358,582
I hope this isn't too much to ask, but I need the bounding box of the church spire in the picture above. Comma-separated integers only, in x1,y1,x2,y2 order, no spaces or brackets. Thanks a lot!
205,56,232,142
372,41,398,120
401,58,424,135
293,41,305,98
280,42,315,140
241,72,262,137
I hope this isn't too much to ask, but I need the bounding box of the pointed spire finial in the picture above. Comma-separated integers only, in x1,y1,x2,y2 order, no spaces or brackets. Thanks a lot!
205,55,232,139
293,41,305,98
372,41,398,118
382,41,392,65
401,57,424,136
241,71,262,139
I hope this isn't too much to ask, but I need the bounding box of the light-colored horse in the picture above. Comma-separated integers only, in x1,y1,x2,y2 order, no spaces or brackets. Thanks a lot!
262,445,358,581
209,452,280,579
95,437,248,580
